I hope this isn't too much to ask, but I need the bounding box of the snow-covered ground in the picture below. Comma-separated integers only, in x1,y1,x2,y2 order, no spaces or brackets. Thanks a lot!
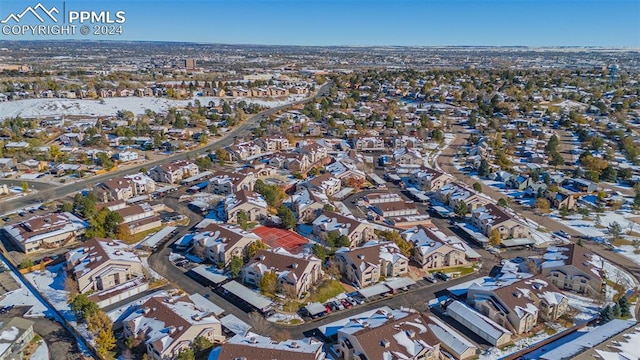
137,252,163,280
0,268,48,317
266,312,303,324
479,326,563,360
565,293,602,322
0,95,306,120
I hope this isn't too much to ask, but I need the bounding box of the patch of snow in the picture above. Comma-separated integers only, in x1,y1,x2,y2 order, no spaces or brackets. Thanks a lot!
266,312,303,324
29,340,49,360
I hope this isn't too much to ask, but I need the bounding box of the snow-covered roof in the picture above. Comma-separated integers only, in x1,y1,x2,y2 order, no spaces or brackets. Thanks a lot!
540,320,636,360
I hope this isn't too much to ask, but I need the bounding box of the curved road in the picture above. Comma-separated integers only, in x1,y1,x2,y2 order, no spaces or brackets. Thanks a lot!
0,83,332,215
437,124,640,284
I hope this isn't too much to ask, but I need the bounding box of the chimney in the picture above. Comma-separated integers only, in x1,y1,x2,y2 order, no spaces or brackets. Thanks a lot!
290,341,299,349
249,337,257,344
363,321,370,328
381,339,390,348
292,263,299,269
143,307,151,314
406,329,416,338
358,254,365,260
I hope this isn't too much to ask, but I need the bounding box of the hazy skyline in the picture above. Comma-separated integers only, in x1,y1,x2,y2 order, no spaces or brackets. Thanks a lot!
1,0,639,46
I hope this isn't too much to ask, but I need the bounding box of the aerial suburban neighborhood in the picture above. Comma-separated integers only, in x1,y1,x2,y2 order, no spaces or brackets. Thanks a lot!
0,7,639,360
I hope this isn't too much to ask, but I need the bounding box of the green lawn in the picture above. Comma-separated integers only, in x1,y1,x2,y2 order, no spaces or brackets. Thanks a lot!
309,280,345,304
441,265,476,277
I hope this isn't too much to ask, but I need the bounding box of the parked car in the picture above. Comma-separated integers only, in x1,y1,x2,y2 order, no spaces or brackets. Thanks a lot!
346,297,358,306
423,274,437,283
555,231,571,240
434,271,450,281
324,305,332,314
341,299,352,309
333,300,345,310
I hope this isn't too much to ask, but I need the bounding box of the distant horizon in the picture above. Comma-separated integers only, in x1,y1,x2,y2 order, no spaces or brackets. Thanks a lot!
1,39,639,50
1,0,639,46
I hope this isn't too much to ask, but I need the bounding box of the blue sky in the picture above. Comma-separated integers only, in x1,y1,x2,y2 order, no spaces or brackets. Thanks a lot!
2,0,639,46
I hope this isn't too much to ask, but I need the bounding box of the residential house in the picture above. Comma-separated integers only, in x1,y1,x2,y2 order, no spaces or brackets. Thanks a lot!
295,143,329,165
2,212,88,253
546,190,577,210
98,173,156,201
291,188,330,223
336,241,408,288
224,190,268,223
325,159,367,182
336,309,441,360
436,183,491,212
402,226,468,270
149,160,200,184
226,141,263,161
16,159,47,172
0,158,15,171
409,167,453,191
192,223,261,265
354,137,385,152
297,173,342,197
467,276,568,335
113,151,139,163
312,211,376,248
66,238,145,295
506,175,533,190
242,248,322,298
211,332,325,360
122,295,224,360
255,136,291,152
540,244,605,297
208,171,256,195
393,147,425,166
470,204,531,240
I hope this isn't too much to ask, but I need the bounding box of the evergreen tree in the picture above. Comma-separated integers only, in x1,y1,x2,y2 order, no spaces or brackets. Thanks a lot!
599,305,614,324
618,296,631,318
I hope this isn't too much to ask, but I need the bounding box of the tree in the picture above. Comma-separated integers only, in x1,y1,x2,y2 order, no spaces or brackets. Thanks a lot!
473,182,482,193
478,159,490,177
194,155,214,171
95,329,116,359
612,303,621,317
336,235,351,248
549,151,565,166
228,255,243,278
618,296,631,318
601,166,618,182
559,205,569,218
49,144,62,162
192,336,213,354
86,310,112,334
489,229,502,246
254,180,286,208
346,177,365,192
454,201,468,217
533,198,551,213
213,149,229,167
609,221,623,240
237,210,249,230
259,271,278,296
245,240,268,260
176,348,195,360
70,294,99,320
599,305,614,324
61,202,74,213
115,223,131,242
381,230,412,257
497,198,509,208
277,205,296,230
21,182,28,194
545,135,559,154
312,244,327,261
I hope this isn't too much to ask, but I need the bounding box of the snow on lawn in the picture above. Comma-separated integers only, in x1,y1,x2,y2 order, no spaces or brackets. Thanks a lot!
565,293,601,322
24,263,76,321
589,255,638,289
551,212,640,239
479,327,563,360
267,312,303,324
24,264,95,345
617,245,640,268
0,95,306,120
